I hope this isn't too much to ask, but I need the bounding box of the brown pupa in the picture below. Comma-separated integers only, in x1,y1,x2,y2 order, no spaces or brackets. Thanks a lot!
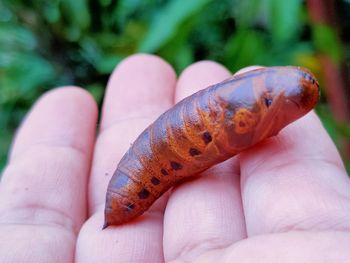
103,66,320,228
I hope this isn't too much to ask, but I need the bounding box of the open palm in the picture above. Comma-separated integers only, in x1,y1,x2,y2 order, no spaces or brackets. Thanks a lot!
1,54,349,262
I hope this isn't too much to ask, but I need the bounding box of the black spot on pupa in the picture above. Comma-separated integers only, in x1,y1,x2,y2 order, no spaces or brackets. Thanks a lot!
138,188,150,199
264,97,273,107
151,177,160,185
170,161,182,170
202,131,212,144
189,148,201,156
161,168,168,176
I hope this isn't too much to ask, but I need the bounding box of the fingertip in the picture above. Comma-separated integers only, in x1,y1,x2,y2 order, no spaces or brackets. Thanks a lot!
10,86,98,161
234,65,264,76
179,60,230,78
111,53,176,80
101,53,176,130
39,86,98,113
176,60,231,101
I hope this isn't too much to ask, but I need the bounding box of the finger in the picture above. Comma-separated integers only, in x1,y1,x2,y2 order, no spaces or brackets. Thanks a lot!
193,231,350,262
101,55,174,130
174,61,232,101
76,54,176,263
0,87,97,262
89,54,176,213
164,61,247,262
240,111,350,235
234,66,263,75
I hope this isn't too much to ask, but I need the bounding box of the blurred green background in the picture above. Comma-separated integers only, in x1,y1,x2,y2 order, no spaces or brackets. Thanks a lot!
1,0,350,174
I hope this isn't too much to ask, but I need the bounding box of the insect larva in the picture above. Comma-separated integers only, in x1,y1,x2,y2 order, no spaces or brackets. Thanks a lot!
103,66,320,228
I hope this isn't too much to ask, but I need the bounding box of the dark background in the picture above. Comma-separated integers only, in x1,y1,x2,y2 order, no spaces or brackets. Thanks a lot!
0,0,349,174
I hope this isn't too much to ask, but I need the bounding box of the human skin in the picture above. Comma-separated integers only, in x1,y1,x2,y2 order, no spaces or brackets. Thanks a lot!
0,54,350,262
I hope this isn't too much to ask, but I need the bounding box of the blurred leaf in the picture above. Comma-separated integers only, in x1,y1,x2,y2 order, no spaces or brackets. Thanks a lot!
138,0,211,52
316,104,350,175
0,23,37,51
270,0,302,43
43,1,60,23
60,0,91,40
293,51,322,77
0,52,55,102
223,29,267,71
0,2,13,22
316,104,339,141
112,0,143,27
100,0,113,7
158,15,196,72
87,83,104,105
79,35,125,74
109,21,146,53
312,23,343,64
0,129,12,175
316,104,350,146
232,0,262,28
79,37,103,66
62,0,90,29
95,54,124,74
172,44,194,72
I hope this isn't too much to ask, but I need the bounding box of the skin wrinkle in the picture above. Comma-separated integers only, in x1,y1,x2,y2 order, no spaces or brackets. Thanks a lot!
9,142,89,165
1,225,75,263
272,198,350,233
243,160,350,235
166,164,245,262
248,159,349,197
0,205,77,234
240,113,344,177
172,237,234,263
245,156,347,181
194,231,350,262
274,211,350,233
1,147,87,234
240,143,345,178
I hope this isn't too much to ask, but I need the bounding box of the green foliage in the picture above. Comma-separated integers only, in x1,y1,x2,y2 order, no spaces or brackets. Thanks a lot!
312,23,343,64
138,0,211,52
0,0,348,173
317,104,350,172
270,0,303,43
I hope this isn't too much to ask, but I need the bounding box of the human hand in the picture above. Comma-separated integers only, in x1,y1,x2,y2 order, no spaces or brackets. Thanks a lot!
1,54,349,262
